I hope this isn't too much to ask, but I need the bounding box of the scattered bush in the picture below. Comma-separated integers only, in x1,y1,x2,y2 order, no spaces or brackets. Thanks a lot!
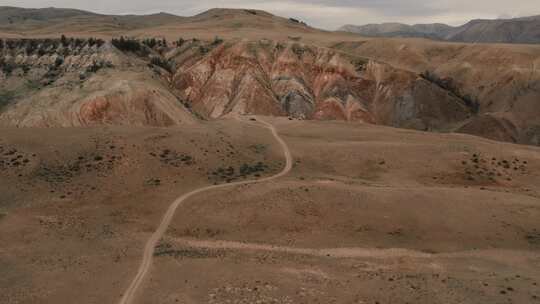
199,45,210,54
175,38,185,47
211,36,224,46
86,60,114,73
149,57,173,73
420,70,480,114
60,35,69,47
111,36,143,52
143,38,158,49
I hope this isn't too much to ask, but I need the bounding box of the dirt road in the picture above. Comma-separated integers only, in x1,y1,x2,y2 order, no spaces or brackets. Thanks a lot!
117,117,293,304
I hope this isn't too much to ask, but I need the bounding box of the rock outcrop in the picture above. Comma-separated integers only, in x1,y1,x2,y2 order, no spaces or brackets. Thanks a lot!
171,40,473,130
0,38,195,127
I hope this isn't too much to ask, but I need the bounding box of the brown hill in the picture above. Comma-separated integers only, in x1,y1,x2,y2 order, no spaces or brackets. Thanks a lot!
0,37,474,131
0,7,540,145
0,39,195,127
171,39,472,130
0,6,185,37
332,38,540,145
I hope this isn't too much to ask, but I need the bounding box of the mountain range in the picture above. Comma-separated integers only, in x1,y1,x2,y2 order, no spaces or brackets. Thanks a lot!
340,15,540,44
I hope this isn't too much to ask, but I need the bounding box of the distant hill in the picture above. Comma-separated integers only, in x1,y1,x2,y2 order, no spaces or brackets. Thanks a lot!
339,23,454,40
0,6,185,34
339,15,540,44
0,6,325,41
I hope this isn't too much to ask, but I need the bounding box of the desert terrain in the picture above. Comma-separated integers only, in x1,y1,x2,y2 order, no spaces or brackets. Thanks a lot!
1,5,540,304
1,117,540,304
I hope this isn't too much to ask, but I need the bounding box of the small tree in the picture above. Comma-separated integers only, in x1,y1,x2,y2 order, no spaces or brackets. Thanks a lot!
175,38,185,47
211,36,224,46
60,35,68,47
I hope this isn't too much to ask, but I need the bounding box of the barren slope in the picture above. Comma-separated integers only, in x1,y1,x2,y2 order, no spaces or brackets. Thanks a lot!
332,38,540,144
0,39,195,127
1,118,539,304
0,6,184,37
170,39,473,131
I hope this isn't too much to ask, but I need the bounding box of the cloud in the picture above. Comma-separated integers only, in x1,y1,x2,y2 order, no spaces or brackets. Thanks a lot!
4,0,540,29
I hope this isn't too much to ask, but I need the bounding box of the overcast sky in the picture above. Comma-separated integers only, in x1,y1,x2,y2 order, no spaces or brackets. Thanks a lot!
5,0,540,29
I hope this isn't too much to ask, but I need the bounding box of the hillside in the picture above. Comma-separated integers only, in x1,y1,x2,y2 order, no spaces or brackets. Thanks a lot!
0,38,195,127
332,38,540,145
339,23,454,40
340,15,540,44
0,37,475,132
0,6,185,36
0,7,540,145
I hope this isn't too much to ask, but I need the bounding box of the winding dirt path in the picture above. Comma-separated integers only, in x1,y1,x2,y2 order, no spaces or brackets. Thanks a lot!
118,117,293,304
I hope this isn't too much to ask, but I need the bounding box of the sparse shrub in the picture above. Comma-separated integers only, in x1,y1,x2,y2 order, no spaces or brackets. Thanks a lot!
149,57,173,73
420,70,480,114
25,40,38,54
86,37,104,47
199,45,210,54
111,36,143,53
0,59,14,76
211,36,224,46
73,38,84,48
86,60,113,73
60,35,68,47
291,43,305,57
175,38,185,47
54,57,64,67
143,38,158,49
160,38,167,47
37,47,47,56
